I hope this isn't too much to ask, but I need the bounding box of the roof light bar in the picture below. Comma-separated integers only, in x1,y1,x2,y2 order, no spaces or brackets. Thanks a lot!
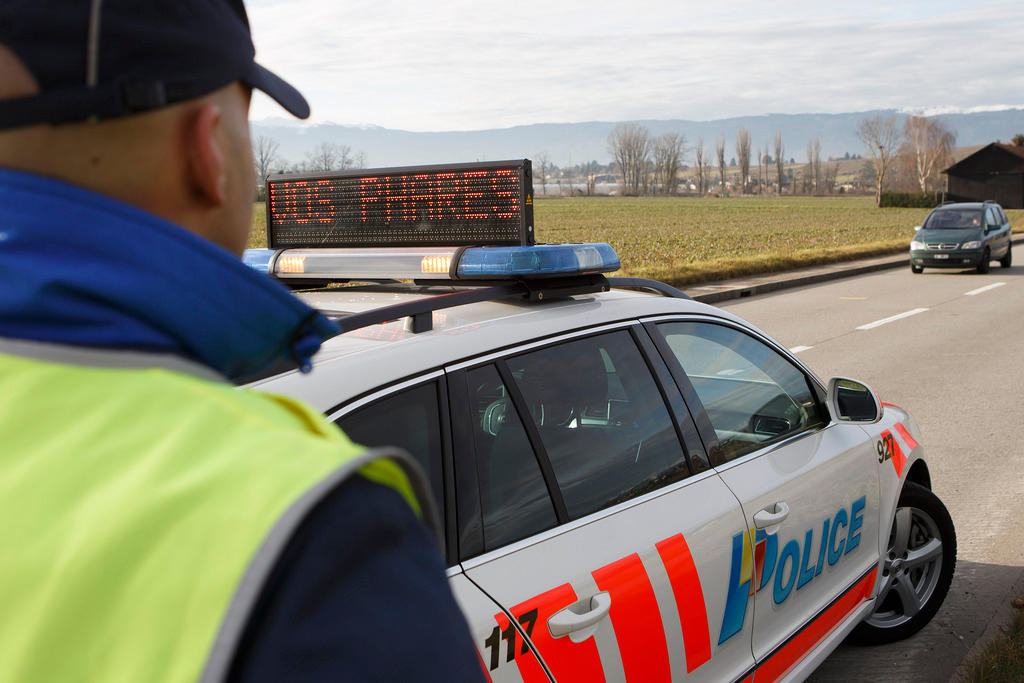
456,243,620,278
242,248,274,274
242,243,620,281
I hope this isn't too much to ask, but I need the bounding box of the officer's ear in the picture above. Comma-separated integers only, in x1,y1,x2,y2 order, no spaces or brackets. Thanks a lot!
0,44,39,99
183,102,228,207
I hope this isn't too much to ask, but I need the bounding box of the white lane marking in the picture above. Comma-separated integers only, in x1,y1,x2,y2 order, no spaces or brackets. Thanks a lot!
965,282,1006,296
789,345,814,354
856,308,929,331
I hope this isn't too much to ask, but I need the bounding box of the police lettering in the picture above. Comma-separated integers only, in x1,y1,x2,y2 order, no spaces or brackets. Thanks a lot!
719,495,867,644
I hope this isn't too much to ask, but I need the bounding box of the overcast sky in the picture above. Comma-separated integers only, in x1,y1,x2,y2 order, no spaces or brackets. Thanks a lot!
247,0,1024,131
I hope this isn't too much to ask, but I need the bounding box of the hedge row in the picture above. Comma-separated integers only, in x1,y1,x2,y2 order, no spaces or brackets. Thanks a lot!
879,192,941,208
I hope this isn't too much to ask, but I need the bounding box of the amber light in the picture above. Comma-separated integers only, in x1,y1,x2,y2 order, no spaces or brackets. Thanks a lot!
421,255,452,274
277,254,306,274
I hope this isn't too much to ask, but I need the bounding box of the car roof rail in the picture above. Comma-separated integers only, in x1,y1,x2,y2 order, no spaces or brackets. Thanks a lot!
318,274,611,336
607,277,692,300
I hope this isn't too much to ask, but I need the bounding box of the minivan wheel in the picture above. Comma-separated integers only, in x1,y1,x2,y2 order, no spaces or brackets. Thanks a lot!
976,249,990,274
1000,244,1012,268
848,482,956,645
911,264,923,274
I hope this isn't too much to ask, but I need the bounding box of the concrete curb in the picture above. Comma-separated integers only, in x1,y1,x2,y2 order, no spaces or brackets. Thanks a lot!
949,568,1024,682
685,234,1024,305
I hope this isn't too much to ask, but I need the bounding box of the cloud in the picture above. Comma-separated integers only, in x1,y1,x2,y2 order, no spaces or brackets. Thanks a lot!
248,0,1024,131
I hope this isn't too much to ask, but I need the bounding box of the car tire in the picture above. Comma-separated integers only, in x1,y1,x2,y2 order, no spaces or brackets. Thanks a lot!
848,482,956,645
1000,244,1012,268
911,264,923,274
976,249,990,274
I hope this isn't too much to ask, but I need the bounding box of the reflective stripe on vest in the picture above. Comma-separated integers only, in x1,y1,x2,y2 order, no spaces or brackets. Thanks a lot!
0,348,435,682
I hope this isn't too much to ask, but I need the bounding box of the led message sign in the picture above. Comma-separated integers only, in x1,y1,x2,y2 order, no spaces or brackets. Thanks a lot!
266,160,534,248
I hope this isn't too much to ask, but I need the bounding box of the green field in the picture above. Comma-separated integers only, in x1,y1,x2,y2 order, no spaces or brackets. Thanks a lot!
250,197,1023,287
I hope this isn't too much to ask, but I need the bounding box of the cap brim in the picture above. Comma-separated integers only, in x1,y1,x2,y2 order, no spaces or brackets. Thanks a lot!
247,63,310,119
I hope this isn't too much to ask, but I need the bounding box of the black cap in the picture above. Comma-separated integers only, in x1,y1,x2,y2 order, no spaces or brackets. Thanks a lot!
0,0,309,130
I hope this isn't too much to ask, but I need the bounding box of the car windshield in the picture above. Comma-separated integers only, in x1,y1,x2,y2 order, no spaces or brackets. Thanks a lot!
923,209,982,230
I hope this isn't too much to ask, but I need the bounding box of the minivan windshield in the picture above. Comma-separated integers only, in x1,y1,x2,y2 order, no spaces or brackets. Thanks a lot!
923,209,982,230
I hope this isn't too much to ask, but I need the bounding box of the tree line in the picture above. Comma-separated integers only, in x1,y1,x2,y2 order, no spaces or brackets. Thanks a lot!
254,113,968,205
251,136,367,198
604,123,862,198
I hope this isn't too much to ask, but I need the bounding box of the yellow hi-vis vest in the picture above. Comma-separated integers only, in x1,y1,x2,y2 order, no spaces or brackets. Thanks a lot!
0,348,432,682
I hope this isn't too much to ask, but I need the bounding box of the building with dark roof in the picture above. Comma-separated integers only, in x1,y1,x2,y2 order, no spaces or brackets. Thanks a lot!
943,143,1024,209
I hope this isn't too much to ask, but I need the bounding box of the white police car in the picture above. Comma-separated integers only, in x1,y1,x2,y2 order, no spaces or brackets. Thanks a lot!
246,161,955,682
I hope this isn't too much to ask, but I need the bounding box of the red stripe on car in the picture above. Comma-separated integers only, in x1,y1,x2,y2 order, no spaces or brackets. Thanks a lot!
476,649,493,682
893,422,919,451
592,553,672,683
655,534,712,673
753,569,877,682
495,583,606,683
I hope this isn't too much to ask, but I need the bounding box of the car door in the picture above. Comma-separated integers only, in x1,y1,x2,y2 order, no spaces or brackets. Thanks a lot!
449,324,756,682
649,318,881,677
335,374,548,681
995,206,1011,256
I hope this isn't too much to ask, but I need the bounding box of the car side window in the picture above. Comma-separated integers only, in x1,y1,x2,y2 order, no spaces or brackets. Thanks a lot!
336,381,445,510
467,364,558,552
505,330,690,520
657,321,826,464
986,207,998,229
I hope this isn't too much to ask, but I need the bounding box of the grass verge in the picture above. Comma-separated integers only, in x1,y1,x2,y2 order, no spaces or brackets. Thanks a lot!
961,606,1024,683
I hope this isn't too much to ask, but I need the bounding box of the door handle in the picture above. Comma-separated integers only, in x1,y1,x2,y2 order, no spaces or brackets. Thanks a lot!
753,501,790,531
548,592,612,643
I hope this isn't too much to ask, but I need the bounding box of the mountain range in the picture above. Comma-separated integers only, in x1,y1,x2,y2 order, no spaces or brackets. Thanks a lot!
252,108,1024,171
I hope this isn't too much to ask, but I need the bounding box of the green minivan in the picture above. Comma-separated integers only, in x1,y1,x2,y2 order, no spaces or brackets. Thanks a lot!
909,201,1012,274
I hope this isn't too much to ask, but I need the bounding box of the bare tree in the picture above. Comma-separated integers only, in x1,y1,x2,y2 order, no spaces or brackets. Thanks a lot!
904,116,955,193
1013,133,1024,146
652,133,687,195
735,127,751,193
608,123,651,195
694,138,706,196
253,135,280,186
824,162,840,194
774,132,785,195
535,152,551,195
856,115,901,206
805,139,821,193
715,136,726,193
306,142,340,172
812,140,822,192
756,145,763,192
305,142,362,172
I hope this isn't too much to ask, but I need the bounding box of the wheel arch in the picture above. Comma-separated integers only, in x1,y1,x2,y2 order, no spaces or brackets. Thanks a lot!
904,459,931,491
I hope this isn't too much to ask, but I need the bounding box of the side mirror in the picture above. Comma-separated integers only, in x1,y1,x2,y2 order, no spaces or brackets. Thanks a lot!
826,377,882,424
913,225,921,232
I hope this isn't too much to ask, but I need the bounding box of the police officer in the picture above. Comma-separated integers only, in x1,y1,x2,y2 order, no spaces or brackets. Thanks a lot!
0,2,482,681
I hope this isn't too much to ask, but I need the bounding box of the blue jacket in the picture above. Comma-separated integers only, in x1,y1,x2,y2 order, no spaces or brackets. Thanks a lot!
0,168,483,682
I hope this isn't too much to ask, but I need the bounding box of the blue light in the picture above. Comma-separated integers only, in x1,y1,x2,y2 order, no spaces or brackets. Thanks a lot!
456,243,620,278
243,248,275,274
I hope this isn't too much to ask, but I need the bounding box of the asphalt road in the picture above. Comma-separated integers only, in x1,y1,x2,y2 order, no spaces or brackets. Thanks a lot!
717,263,1024,682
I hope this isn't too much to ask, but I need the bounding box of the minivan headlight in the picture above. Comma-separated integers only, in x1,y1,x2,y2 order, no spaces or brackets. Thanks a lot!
910,240,927,251
961,240,982,250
